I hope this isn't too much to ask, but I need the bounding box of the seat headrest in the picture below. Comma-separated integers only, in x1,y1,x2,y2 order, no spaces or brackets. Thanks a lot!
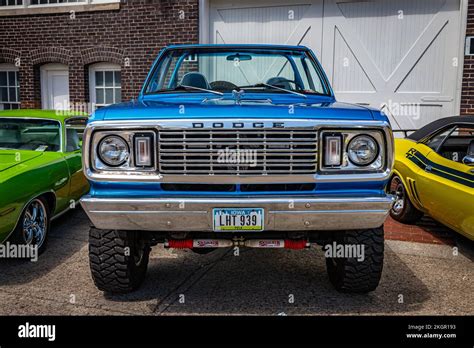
66,128,79,152
467,139,474,157
266,77,292,90
180,72,210,90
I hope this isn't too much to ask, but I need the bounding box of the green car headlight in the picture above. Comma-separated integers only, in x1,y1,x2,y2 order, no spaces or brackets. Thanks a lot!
347,135,378,166
98,135,129,167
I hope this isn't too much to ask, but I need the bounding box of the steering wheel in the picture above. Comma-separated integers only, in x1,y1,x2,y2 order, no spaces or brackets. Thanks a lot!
210,81,238,91
266,77,302,91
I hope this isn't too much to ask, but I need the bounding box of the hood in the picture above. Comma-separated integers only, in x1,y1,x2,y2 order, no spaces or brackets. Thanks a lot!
94,94,379,122
0,150,43,172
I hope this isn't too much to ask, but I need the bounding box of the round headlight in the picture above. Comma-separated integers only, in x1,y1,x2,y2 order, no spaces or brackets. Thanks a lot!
347,135,378,166
98,135,129,167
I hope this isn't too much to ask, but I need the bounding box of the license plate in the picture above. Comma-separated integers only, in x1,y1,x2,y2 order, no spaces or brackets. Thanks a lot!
213,208,264,232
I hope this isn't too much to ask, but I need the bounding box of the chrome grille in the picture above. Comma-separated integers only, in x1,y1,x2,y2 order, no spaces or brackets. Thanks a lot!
158,129,317,175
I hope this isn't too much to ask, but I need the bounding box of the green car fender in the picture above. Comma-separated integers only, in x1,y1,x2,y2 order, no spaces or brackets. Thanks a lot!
0,151,73,243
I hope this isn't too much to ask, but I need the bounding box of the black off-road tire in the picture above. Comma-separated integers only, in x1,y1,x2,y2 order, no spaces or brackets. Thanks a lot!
388,175,424,224
325,227,384,293
89,228,150,294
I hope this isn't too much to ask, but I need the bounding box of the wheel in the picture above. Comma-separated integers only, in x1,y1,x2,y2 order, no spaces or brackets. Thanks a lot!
388,175,423,223
89,228,150,293
325,227,384,293
9,197,50,255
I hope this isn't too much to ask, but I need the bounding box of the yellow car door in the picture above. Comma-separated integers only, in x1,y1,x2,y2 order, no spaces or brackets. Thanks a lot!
413,127,474,239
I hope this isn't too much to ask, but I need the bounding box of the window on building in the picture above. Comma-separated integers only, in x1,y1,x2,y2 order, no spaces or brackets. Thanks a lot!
0,64,20,110
0,0,118,9
0,0,23,6
89,63,121,109
30,0,84,5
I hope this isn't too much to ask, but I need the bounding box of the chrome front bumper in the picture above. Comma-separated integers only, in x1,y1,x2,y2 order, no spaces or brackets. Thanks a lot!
80,195,395,232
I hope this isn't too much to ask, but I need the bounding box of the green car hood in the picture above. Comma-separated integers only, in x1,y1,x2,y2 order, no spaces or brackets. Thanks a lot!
0,151,44,172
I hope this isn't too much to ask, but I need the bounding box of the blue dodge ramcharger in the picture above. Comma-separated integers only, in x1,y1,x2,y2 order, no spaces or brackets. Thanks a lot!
81,44,395,294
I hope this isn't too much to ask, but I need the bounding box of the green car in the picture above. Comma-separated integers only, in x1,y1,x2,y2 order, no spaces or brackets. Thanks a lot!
0,110,90,253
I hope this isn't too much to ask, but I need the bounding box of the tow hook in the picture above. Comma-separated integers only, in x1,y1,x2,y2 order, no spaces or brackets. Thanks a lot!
165,239,310,250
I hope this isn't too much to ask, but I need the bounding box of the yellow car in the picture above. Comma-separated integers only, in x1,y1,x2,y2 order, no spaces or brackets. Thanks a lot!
388,116,474,241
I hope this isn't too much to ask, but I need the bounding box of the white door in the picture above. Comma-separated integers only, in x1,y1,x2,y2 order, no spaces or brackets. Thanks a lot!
207,0,464,129
41,63,70,110
321,0,463,130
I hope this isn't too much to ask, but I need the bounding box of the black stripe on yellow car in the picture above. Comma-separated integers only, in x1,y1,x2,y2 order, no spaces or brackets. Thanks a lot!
406,178,423,207
406,149,474,188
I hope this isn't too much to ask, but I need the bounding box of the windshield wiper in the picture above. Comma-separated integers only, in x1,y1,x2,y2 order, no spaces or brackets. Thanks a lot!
239,83,307,98
178,84,224,96
148,85,223,96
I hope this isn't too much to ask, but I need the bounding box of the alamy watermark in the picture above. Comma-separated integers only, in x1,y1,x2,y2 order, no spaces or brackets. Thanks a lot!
0,242,38,262
53,101,99,115
383,100,421,120
323,241,365,262
18,322,55,341
217,148,258,167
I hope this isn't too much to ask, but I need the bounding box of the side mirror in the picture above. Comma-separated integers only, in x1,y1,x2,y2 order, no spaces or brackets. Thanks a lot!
462,155,474,166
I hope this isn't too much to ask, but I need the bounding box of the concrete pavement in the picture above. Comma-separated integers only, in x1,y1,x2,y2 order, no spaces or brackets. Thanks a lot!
0,208,472,316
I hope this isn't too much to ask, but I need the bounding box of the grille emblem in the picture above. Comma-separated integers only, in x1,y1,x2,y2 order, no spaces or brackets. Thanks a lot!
192,122,285,129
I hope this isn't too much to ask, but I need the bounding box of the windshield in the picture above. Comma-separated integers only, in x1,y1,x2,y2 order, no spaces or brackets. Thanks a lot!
0,118,61,152
144,48,331,96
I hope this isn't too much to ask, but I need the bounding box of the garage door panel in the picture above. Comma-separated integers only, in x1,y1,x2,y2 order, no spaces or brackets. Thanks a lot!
322,0,461,128
213,5,310,44
209,0,463,128
385,12,453,94
332,27,376,93
397,26,447,93
210,0,323,56
337,0,447,80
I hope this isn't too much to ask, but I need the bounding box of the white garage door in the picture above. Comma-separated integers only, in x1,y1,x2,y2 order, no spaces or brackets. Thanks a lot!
208,0,464,129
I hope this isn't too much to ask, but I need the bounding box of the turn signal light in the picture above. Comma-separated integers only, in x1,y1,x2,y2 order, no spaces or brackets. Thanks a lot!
324,134,342,166
134,133,153,167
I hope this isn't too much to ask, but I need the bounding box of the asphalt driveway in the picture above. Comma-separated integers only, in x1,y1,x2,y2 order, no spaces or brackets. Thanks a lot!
0,208,472,315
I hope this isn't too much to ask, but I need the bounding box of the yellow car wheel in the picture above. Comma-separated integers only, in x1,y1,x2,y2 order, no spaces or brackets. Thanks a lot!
388,175,424,224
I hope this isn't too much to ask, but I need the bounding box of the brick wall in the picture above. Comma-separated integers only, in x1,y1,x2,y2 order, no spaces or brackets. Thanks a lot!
0,0,199,109
2,0,471,114
461,0,474,115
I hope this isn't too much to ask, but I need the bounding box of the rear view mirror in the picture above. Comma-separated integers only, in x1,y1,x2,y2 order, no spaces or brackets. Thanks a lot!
226,54,252,61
